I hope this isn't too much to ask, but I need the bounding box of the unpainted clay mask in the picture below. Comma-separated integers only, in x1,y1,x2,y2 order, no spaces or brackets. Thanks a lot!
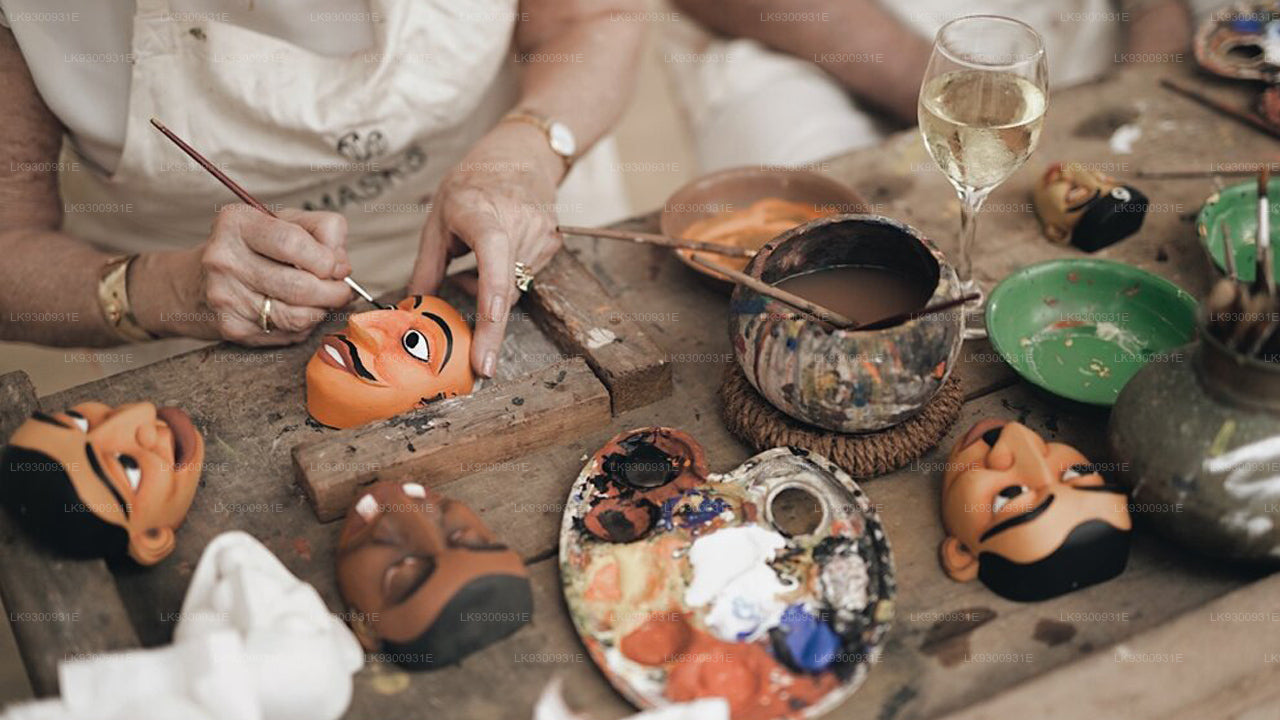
0,402,204,565
940,419,1132,602
1033,162,1148,252
306,295,474,429
336,481,532,669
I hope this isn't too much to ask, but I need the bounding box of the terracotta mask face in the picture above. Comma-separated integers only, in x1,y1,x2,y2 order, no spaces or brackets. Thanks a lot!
335,481,531,669
1033,163,1148,252
0,402,205,565
939,419,1131,601
306,295,475,429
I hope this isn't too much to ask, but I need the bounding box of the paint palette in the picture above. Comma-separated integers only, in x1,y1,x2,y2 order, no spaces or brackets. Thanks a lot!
559,427,895,720
1197,177,1280,284
986,259,1197,406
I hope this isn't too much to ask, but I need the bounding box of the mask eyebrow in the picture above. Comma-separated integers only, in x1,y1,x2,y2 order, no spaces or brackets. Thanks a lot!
979,493,1054,543
421,312,454,369
84,442,130,519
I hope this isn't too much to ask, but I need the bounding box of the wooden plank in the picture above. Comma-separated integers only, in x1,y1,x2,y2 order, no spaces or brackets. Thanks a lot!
293,358,611,521
936,572,1280,720
0,371,140,696
526,248,672,414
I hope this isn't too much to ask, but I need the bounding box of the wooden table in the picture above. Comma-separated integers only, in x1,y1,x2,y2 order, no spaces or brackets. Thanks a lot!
4,62,1280,719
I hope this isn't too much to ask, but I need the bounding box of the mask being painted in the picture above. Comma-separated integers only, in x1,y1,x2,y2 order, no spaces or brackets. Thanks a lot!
0,402,204,565
940,419,1132,602
306,295,474,429
1033,163,1148,252
336,480,532,669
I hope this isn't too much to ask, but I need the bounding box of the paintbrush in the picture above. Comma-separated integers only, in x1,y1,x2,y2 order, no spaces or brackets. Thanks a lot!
1258,168,1276,297
149,118,390,310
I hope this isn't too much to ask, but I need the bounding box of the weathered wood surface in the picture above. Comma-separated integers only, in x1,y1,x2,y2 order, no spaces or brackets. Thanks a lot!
526,246,673,413
3,62,1278,719
294,358,611,521
0,372,141,696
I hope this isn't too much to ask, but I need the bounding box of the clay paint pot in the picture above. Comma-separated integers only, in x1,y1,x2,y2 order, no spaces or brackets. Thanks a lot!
729,214,963,433
559,428,895,720
986,258,1196,406
1110,312,1280,563
660,167,868,289
1197,177,1280,284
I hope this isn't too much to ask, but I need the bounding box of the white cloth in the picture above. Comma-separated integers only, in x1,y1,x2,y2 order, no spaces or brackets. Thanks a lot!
1,0,628,290
663,0,1228,172
0,531,364,720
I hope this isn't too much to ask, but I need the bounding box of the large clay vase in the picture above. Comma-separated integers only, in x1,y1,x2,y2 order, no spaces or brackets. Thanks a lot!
1109,318,1280,563
729,214,963,433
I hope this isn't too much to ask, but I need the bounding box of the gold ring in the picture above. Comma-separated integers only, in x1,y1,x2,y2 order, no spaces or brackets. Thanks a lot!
259,296,273,334
514,261,535,293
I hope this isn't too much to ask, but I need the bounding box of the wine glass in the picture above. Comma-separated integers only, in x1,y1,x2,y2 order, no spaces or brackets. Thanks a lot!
918,15,1048,340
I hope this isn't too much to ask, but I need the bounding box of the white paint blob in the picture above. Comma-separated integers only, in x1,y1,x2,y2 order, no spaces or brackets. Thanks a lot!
684,525,791,642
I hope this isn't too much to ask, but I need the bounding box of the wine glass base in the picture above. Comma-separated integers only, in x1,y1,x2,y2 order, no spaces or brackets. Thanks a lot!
958,280,987,341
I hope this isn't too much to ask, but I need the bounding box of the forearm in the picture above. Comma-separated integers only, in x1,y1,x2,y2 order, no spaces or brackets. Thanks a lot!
672,0,930,122
0,230,202,347
513,0,647,183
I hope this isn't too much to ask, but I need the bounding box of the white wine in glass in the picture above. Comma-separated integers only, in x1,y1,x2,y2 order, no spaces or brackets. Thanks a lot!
918,16,1047,340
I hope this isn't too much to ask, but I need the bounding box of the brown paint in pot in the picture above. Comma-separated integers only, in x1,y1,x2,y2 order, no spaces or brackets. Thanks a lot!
772,265,933,328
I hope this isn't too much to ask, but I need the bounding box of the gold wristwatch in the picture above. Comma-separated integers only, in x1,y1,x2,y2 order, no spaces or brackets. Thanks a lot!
98,255,157,342
499,109,578,171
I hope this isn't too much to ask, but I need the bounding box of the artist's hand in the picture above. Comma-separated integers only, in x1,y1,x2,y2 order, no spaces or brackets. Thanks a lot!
151,205,354,346
409,122,564,377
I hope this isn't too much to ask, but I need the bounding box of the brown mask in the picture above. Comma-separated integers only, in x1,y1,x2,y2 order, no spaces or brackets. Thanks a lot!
0,402,205,565
335,481,532,669
940,419,1131,602
1033,162,1147,252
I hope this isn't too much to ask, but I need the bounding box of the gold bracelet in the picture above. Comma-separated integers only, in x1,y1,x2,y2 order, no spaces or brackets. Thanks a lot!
97,255,158,342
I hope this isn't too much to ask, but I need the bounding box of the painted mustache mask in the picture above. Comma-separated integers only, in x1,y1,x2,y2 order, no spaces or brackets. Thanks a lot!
940,419,1131,602
305,295,475,429
335,481,532,669
0,401,205,565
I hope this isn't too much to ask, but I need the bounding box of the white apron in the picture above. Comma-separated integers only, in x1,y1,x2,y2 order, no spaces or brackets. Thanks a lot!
59,0,524,289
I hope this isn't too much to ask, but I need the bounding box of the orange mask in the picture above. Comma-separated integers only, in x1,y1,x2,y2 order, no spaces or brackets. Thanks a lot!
939,419,1131,601
306,296,475,429
0,402,205,565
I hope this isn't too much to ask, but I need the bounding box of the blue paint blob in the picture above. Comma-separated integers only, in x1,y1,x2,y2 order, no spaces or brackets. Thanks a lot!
660,490,731,531
777,604,840,672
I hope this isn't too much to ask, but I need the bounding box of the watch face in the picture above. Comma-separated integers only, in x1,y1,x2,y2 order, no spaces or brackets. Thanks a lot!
548,122,576,158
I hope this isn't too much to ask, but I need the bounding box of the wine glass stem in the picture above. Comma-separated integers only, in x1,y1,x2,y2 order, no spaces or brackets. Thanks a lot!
956,187,992,285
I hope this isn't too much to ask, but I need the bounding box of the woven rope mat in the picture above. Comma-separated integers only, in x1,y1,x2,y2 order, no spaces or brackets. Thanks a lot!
720,363,963,478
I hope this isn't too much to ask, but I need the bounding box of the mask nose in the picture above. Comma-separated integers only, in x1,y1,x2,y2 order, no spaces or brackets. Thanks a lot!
347,311,393,347
101,403,158,447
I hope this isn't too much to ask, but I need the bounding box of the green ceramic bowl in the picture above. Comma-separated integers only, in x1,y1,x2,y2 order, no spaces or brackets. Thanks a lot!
1197,178,1280,283
986,259,1197,406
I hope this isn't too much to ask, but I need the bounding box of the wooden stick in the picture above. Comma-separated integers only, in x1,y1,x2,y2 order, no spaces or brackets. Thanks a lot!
558,224,757,259
860,292,981,330
1159,78,1280,141
149,118,390,309
691,254,977,332
1222,222,1239,281
690,255,855,327
1137,166,1280,180
1260,168,1275,297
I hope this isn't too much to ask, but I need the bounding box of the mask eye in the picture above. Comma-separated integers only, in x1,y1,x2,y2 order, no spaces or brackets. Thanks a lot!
401,329,430,363
66,410,89,432
992,485,1027,513
1061,464,1098,482
118,454,141,491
